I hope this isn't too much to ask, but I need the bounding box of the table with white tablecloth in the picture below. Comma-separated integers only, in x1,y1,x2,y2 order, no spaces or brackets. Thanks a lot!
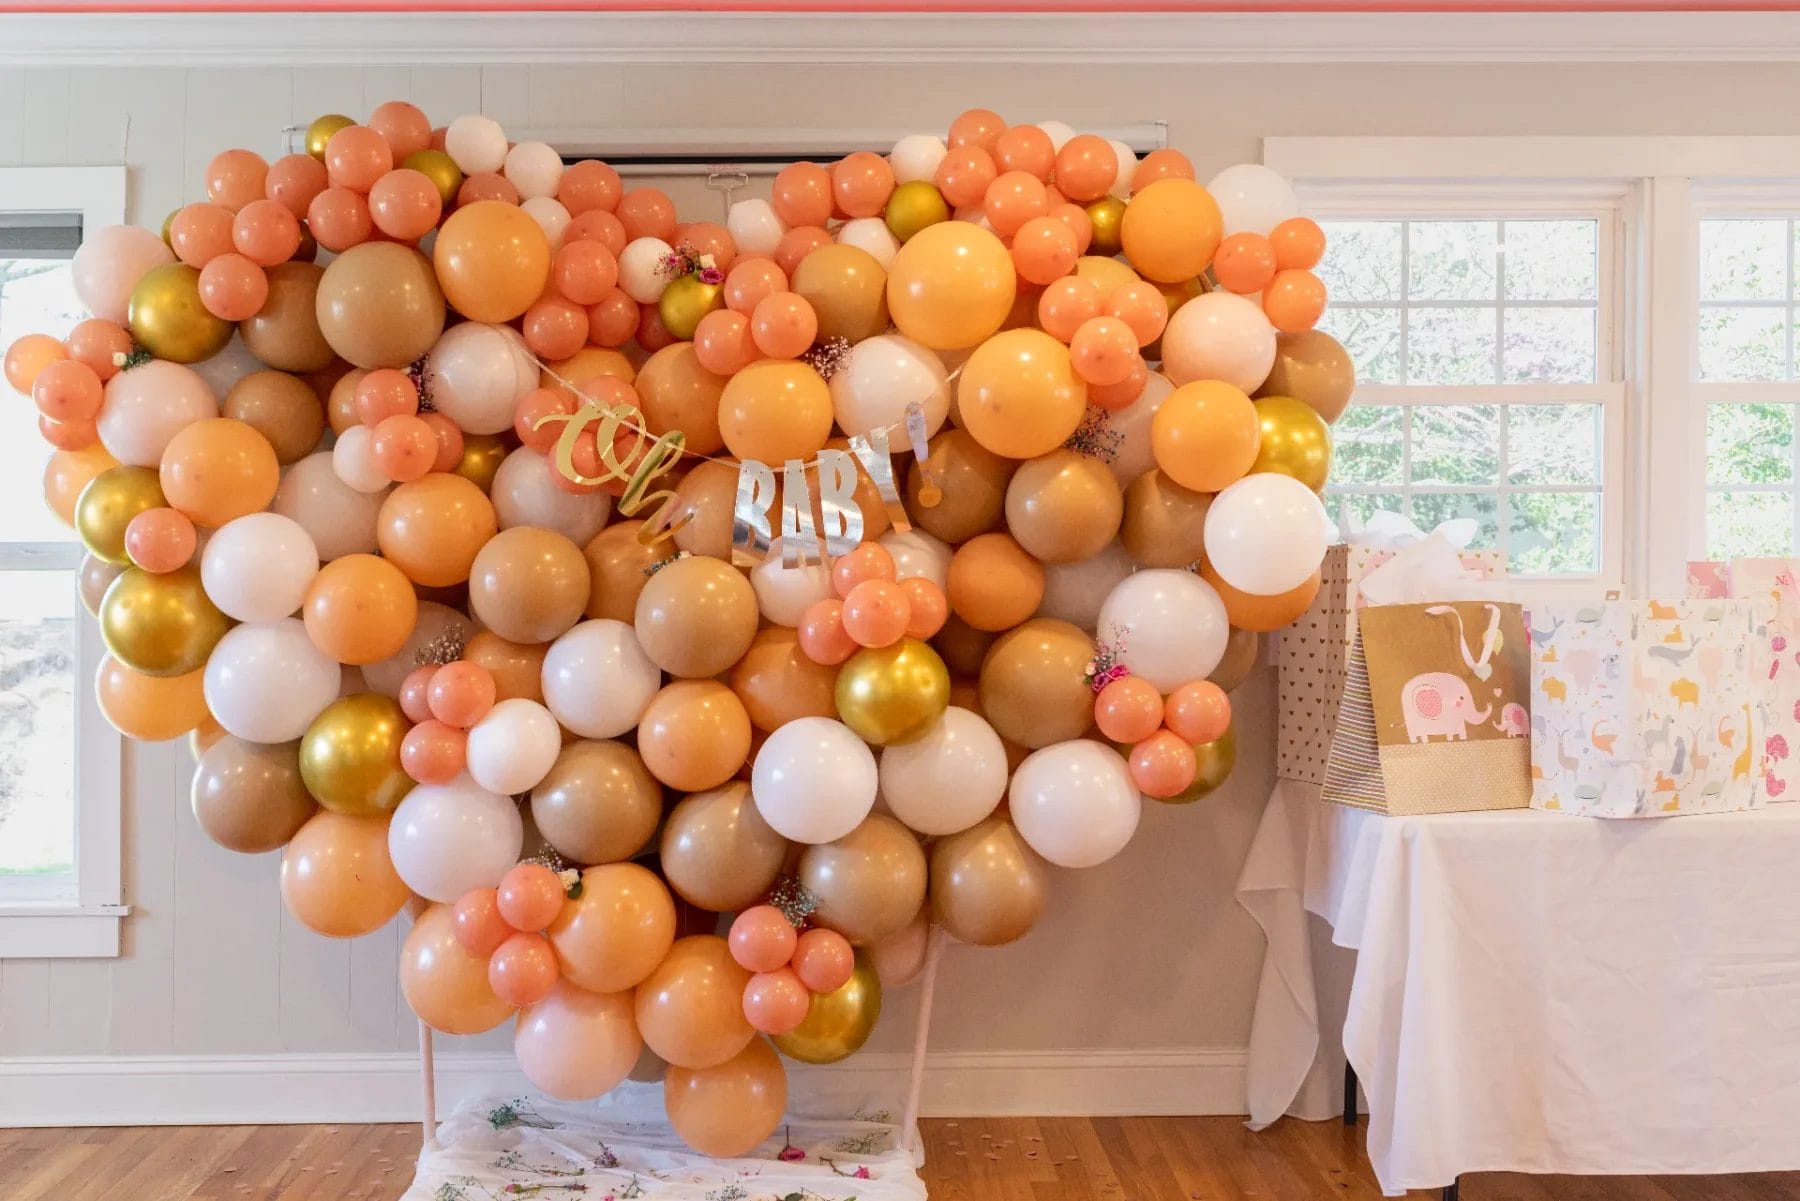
1236,781,1800,1196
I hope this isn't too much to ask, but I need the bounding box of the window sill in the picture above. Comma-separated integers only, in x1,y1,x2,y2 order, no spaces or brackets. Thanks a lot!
0,904,129,959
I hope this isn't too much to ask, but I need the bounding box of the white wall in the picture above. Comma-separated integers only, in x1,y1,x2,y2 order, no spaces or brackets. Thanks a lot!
5,50,1800,1115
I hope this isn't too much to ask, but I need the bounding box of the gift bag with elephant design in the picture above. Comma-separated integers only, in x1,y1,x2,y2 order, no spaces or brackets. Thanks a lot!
1528,599,1767,818
1322,601,1532,815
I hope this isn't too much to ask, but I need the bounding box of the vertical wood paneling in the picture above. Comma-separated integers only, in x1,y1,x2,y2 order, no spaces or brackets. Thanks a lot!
405,67,480,127
346,916,402,1052
0,959,52,1055
19,68,71,164
290,66,365,133
477,65,531,130
358,67,414,116
105,742,177,1054
275,890,353,1051
0,69,25,164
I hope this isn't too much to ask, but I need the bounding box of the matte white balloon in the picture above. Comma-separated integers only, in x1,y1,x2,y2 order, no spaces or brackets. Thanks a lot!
425,322,539,435
1096,568,1228,692
541,620,661,739
1104,370,1173,486
618,237,675,304
750,540,836,627
203,619,340,744
521,196,571,249
492,446,612,545
1204,473,1332,596
889,134,948,185
97,360,216,467
834,218,900,269
1107,139,1139,199
1009,740,1141,869
829,334,949,440
1036,120,1077,151
1160,291,1277,395
271,451,386,561
387,773,523,903
726,199,785,258
466,698,562,795
201,512,319,623
444,114,508,175
362,602,475,697
1038,539,1136,631
879,527,952,589
751,717,878,844
504,141,565,200
878,707,1007,836
189,334,263,400
72,224,175,324
331,424,389,493
1207,163,1301,238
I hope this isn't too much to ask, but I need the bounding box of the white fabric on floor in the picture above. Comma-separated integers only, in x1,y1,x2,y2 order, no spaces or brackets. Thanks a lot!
405,1084,927,1201
1238,788,1800,1195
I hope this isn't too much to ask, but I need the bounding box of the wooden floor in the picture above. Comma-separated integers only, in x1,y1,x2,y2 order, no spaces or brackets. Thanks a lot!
3,1118,1800,1201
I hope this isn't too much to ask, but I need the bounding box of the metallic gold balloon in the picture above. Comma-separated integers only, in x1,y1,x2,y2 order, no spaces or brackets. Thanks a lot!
76,466,166,565
657,274,725,342
98,564,230,678
128,263,234,364
1159,724,1237,804
1155,275,1206,320
298,693,415,818
160,208,178,246
772,952,882,1065
401,149,464,210
1086,196,1126,257
306,113,356,160
884,180,950,244
1249,395,1333,492
454,433,509,493
834,637,950,747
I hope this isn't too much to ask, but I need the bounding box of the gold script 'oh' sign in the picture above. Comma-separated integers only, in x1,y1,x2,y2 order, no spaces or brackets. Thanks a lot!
534,402,688,543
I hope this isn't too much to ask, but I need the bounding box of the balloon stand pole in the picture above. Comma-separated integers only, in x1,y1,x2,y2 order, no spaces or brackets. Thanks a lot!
419,1018,439,1157
900,928,947,1156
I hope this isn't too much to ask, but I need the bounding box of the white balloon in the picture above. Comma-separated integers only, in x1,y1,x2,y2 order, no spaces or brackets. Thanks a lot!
521,196,571,249
618,237,674,304
951,205,996,233
467,698,562,796
331,424,389,493
878,707,1007,836
1009,740,1141,869
1104,370,1173,487
492,446,612,545
189,334,263,399
879,527,952,589
1036,120,1077,151
1038,540,1136,631
203,619,340,744
426,322,539,435
444,114,508,175
271,451,386,561
751,717,878,844
750,540,835,627
889,134,948,185
1204,473,1332,596
1207,163,1300,238
504,141,565,200
829,334,949,440
1107,139,1139,199
71,224,175,324
201,513,319,623
1160,291,1277,394
362,602,475,697
835,218,900,269
387,774,523,903
1096,568,1228,692
541,620,661,739
727,199,785,258
97,360,216,467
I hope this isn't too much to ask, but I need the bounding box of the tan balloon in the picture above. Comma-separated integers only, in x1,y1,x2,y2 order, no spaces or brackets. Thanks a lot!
1257,328,1356,424
791,242,890,342
241,261,336,373
223,370,325,464
1002,448,1123,565
664,1036,788,1159
669,460,742,560
469,526,590,644
584,520,677,622
546,862,677,994
1208,625,1262,693
978,617,1096,748
931,614,997,678
400,902,516,1035
798,814,927,946
191,736,317,853
729,625,839,732
314,241,446,369
928,816,1049,946
637,680,752,792
946,532,1044,632
325,366,366,434
463,630,549,703
636,343,726,457
530,739,661,866
634,934,755,1071
633,554,758,679
906,428,1016,545
78,554,125,618
1120,468,1212,568
660,782,788,912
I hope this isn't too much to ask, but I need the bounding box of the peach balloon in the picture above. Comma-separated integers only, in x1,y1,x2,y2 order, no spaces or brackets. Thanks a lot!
792,927,855,994
303,553,419,665
1095,675,1164,744
123,507,196,574
1050,201,1094,254
1088,355,1148,411
772,162,833,228
842,579,911,649
1150,380,1262,493
452,886,511,955
489,932,560,1008
169,203,235,268
634,934,755,1070
832,151,896,219
664,1037,788,1159
742,968,810,1036
798,598,856,666
946,532,1045,632
94,654,207,741
934,146,998,209
586,289,640,348
1130,730,1199,799
377,473,499,587
5,332,64,394
307,187,373,252
457,172,519,207
728,905,799,974
831,542,897,598
401,902,516,1034
718,360,833,463
516,980,642,1101
265,153,329,219
682,221,737,271
434,200,552,323
546,862,677,994
158,418,279,528
206,149,269,211
617,188,677,243
368,169,443,241
45,442,120,527
428,660,497,728
398,666,437,722
750,291,818,360
197,254,268,322
281,811,410,939
637,680,753,793
401,719,467,784
1270,216,1327,270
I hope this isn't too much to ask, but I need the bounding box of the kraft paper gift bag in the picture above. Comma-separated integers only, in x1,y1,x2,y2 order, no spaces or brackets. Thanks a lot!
1529,599,1766,818
1719,559,1800,802
1321,601,1532,815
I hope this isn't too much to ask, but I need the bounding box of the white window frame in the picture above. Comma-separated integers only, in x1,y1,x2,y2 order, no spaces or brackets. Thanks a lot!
0,166,128,958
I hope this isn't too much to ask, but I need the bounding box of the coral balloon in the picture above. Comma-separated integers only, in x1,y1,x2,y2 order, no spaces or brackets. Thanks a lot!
791,927,855,994
1270,216,1327,270
1130,730,1199,799
728,905,798,974
742,969,810,1036
1263,268,1328,334
1214,232,1278,295
1094,675,1164,744
489,932,560,1008
123,507,196,574
798,599,856,666
498,862,566,933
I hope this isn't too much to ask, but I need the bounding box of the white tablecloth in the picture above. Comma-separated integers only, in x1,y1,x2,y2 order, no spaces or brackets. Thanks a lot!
1237,781,1800,1195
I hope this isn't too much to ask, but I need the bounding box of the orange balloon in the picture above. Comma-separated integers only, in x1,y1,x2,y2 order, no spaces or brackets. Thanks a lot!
1131,148,1196,194
377,473,499,587
886,221,1016,351
1095,675,1164,743
1214,232,1278,295
45,442,119,527
749,291,818,360
1270,217,1327,271
547,862,677,994
634,342,727,456
946,532,1045,632
1150,380,1262,493
5,332,67,395
771,162,832,228
634,934,755,1070
158,417,280,528
1120,178,1224,283
934,146,999,209
664,1037,788,1158
302,553,419,664
956,328,1087,460
94,653,206,741
1263,269,1328,334
994,125,1054,180
1129,730,1198,799
280,811,410,939
718,360,833,463
1053,134,1119,203
433,199,551,323
637,680,753,792
1201,562,1323,633
400,901,516,1033
948,108,1007,152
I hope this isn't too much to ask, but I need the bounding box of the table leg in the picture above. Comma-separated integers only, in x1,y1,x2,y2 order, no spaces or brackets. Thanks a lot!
1442,1181,1459,1200
1343,1061,1357,1125
899,927,946,1156
419,1018,438,1155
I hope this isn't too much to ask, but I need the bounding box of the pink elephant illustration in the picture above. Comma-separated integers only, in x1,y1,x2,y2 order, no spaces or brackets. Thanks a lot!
1401,671,1493,743
1493,702,1528,738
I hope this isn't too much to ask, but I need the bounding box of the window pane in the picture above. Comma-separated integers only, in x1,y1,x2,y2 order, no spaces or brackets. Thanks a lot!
0,571,76,881
1410,405,1499,485
1508,492,1600,574
0,260,87,545
1317,221,1401,302
1503,220,1597,301
1329,404,1403,486
1707,402,1794,486
1407,306,1497,385
1319,306,1401,385
1697,306,1789,382
1407,220,1497,301
1324,491,1384,535
1508,404,1601,486
1503,306,1597,384
1409,491,1500,549
1708,490,1795,559
1700,219,1787,302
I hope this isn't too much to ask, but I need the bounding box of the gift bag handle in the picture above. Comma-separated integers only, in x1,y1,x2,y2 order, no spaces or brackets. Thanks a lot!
1425,603,1503,682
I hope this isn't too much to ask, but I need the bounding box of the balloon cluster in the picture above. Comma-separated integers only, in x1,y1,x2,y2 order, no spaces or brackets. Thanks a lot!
5,102,1357,1160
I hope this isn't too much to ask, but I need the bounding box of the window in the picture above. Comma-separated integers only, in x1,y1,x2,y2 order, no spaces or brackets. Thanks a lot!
0,167,126,958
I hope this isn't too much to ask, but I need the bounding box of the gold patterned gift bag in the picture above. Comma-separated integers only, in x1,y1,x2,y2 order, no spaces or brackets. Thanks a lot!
1323,602,1532,815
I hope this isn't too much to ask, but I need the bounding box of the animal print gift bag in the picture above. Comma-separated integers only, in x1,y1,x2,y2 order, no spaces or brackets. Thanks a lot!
1528,599,1768,818
1321,602,1533,815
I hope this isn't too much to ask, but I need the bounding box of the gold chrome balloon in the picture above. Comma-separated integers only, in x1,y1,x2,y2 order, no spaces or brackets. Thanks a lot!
1249,395,1334,492
75,466,166,565
99,564,230,678
1155,275,1205,319
1159,724,1236,804
884,180,950,244
299,693,415,818
128,263,233,364
402,149,465,210
834,637,950,747
453,433,509,494
772,953,882,1065
1085,195,1126,257
306,113,356,161
657,274,725,343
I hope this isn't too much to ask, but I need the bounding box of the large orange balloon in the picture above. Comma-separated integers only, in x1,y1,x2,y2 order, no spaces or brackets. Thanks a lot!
730,626,839,732
157,417,279,528
946,532,1044,632
634,934,755,1070
664,1037,788,1158
957,329,1087,460
400,901,516,1034
302,553,420,664
1120,178,1224,283
547,862,677,994
718,360,833,464
1150,380,1262,493
886,221,1017,351
94,653,207,741
637,680,752,792
1201,562,1322,632
377,473,498,587
433,199,551,323
635,342,727,457
279,811,410,939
